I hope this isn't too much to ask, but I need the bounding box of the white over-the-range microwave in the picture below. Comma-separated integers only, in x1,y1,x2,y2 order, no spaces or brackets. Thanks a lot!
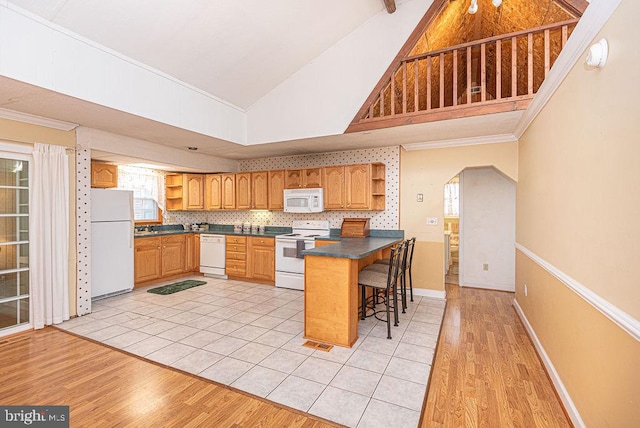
283,188,324,213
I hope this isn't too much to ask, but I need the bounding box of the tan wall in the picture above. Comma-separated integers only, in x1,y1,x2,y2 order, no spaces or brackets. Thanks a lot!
516,0,640,425
0,118,77,317
516,251,639,427
400,141,518,291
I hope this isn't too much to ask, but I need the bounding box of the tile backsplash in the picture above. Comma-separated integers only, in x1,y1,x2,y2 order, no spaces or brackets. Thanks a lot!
169,146,400,230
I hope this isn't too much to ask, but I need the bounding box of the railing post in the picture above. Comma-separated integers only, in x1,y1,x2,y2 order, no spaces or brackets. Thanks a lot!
511,37,517,97
402,62,407,114
427,56,432,110
528,33,533,95
414,59,419,112
496,40,502,100
466,47,472,104
453,50,458,106
481,43,486,102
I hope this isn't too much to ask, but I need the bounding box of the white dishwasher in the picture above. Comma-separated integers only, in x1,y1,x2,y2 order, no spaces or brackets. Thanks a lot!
200,234,227,278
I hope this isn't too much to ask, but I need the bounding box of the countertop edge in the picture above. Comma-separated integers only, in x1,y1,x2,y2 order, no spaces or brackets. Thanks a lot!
302,237,402,259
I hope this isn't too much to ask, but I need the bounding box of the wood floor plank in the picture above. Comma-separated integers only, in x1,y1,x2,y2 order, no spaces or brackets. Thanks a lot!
421,284,571,428
0,328,338,428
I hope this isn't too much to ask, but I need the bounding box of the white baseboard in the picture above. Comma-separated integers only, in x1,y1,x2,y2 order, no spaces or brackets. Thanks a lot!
513,299,585,428
412,288,446,300
461,281,515,292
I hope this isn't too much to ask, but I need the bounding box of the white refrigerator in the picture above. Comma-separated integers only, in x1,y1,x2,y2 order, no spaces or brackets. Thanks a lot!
91,189,135,299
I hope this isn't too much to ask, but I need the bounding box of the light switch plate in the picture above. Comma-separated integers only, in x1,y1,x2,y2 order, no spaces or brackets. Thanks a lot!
426,217,438,225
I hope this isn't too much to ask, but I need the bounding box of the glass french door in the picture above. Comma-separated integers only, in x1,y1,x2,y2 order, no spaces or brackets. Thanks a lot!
0,155,30,335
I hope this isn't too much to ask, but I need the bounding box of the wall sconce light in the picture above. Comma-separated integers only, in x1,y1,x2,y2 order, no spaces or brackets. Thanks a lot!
468,0,478,14
586,39,608,68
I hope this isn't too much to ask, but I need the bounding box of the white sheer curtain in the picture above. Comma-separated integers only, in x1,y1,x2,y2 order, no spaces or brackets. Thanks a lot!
31,143,70,328
118,166,165,215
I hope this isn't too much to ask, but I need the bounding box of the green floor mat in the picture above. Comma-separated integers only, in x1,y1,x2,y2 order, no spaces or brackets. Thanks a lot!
147,280,207,295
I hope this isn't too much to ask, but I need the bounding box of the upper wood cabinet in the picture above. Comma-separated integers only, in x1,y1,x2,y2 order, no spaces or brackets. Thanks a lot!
268,170,285,210
251,171,269,210
323,166,346,210
345,164,371,210
323,163,385,211
285,168,322,189
221,174,236,209
205,174,222,210
165,174,204,211
236,173,251,210
91,162,118,188
184,174,204,210
165,162,384,212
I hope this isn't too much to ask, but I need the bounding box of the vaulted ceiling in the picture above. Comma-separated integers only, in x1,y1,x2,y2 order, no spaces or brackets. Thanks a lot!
8,0,386,110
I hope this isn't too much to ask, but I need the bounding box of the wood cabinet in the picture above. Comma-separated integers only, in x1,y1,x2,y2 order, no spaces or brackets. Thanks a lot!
236,173,251,210
221,174,236,209
226,236,247,277
322,163,385,211
345,164,371,210
165,174,184,211
134,237,162,284
184,174,204,210
185,233,200,272
166,162,383,212
268,170,285,210
161,235,187,276
285,168,322,189
251,171,269,210
135,233,201,286
323,166,346,209
165,174,204,211
91,162,118,188
249,237,275,282
205,174,222,210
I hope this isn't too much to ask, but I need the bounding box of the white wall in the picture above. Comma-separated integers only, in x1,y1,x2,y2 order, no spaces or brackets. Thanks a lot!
460,167,515,291
0,2,246,144
246,0,433,145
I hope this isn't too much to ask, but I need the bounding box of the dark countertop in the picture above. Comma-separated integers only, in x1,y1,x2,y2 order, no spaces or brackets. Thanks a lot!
134,230,283,238
302,237,402,260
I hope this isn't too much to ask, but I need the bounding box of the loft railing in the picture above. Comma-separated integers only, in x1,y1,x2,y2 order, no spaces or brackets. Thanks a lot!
354,19,578,126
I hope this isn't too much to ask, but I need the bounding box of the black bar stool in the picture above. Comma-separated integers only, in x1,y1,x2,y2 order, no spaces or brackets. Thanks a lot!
358,241,404,339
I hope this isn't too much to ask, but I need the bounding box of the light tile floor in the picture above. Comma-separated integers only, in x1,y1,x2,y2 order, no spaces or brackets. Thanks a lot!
58,276,445,428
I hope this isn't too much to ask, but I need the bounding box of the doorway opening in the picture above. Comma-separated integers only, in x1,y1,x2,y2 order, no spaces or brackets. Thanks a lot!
444,175,459,285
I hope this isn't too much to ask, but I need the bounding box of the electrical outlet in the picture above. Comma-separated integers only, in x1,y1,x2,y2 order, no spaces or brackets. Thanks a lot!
524,284,528,297
426,217,438,225
417,193,423,202
482,263,489,271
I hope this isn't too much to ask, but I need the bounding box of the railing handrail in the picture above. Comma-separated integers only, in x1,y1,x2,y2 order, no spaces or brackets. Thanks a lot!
403,18,579,63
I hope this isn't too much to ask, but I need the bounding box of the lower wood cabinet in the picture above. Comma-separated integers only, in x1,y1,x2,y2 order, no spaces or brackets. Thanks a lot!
249,237,275,282
226,236,247,277
226,235,275,284
134,237,162,284
134,234,201,286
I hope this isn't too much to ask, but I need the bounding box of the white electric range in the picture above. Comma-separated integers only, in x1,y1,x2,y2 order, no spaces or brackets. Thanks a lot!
275,220,331,290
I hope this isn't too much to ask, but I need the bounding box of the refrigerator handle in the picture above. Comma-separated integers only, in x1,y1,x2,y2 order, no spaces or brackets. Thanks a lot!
129,220,134,249
128,192,135,249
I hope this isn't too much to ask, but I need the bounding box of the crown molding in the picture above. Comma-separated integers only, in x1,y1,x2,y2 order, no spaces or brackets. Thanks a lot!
401,134,517,151
0,108,78,131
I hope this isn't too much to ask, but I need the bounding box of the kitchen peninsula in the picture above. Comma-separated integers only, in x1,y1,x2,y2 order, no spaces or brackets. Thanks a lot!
302,233,403,348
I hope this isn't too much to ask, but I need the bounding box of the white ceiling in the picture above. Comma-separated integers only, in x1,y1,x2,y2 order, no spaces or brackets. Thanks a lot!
9,0,386,110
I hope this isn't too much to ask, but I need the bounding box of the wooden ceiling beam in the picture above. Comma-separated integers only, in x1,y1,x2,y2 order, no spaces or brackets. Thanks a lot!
383,0,396,14
554,0,588,17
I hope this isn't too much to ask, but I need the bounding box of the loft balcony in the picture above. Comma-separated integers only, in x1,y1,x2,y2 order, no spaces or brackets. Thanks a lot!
347,19,578,134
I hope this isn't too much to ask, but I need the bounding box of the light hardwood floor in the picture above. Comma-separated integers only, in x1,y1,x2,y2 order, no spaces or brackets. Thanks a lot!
0,284,571,427
0,329,337,427
422,284,571,427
